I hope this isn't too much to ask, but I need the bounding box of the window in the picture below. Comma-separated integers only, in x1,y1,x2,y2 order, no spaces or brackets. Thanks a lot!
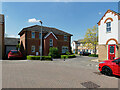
106,22,111,32
110,46,114,54
64,35,67,41
50,39,53,47
82,49,85,52
31,46,35,52
86,49,88,52
39,33,41,39
89,50,91,53
62,46,68,53
112,58,120,63
32,32,35,38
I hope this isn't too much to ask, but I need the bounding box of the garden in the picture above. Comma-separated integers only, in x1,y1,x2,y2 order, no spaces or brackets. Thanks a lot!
27,47,76,60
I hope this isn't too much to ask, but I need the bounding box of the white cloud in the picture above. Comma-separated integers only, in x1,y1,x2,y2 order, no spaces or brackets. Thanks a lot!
28,18,40,23
6,34,20,38
99,12,102,15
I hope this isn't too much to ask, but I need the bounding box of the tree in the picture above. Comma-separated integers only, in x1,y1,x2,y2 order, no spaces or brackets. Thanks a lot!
48,47,60,58
16,43,20,50
82,25,98,55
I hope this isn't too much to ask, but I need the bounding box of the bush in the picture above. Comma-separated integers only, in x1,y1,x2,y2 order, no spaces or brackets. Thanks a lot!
48,47,60,58
75,51,78,54
61,54,76,59
27,56,52,60
66,51,70,55
89,54,98,57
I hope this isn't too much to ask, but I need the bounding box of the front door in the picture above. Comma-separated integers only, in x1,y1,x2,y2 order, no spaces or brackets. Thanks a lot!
108,45,116,60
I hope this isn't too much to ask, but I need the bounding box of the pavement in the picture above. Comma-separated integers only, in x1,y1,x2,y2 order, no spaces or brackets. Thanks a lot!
1,56,120,88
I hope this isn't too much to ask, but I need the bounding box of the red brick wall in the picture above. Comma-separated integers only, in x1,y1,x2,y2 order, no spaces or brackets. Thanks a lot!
57,35,71,54
20,31,72,56
44,33,57,56
26,31,46,56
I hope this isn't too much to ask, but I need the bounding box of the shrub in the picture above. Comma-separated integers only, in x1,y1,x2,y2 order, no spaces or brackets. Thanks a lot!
27,56,52,60
66,51,70,55
75,51,78,54
89,54,98,57
61,54,76,59
48,47,60,58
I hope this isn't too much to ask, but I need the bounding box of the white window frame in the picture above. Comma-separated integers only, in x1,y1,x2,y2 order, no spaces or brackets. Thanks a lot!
50,39,53,47
31,45,35,52
62,46,68,53
32,32,35,38
64,35,67,41
106,22,111,33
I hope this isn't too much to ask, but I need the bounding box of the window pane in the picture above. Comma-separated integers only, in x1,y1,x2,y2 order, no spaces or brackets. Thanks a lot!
106,22,111,32
50,39,53,47
32,32,35,38
64,35,67,41
110,46,114,54
62,46,68,53
31,46,35,52
39,33,41,39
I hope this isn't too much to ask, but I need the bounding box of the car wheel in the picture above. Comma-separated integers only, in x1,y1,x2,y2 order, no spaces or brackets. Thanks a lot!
102,66,112,76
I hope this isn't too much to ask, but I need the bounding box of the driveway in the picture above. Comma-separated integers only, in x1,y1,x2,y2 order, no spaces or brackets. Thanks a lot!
2,56,119,88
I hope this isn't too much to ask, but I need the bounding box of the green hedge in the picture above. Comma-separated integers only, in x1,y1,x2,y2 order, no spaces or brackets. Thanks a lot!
89,54,98,57
61,54,76,59
27,56,52,60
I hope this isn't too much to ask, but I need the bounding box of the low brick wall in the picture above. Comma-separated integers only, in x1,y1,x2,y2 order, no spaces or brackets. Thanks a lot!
98,45,107,61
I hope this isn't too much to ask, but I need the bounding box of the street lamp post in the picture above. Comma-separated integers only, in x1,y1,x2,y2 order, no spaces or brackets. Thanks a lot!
39,20,42,60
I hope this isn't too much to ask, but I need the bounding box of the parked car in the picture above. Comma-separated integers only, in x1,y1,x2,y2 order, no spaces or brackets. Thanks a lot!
99,58,120,76
80,51,91,56
8,50,23,59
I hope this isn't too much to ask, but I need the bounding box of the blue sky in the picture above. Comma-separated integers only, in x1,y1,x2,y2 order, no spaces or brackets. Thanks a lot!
2,2,118,41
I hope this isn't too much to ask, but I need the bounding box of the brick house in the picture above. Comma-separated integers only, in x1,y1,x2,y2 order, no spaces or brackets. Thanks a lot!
0,14,5,59
18,25,73,56
72,40,98,54
98,9,120,61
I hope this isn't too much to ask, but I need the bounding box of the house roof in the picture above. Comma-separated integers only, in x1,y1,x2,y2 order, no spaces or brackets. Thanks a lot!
5,37,20,46
72,39,86,44
44,32,58,39
98,9,120,25
18,25,73,36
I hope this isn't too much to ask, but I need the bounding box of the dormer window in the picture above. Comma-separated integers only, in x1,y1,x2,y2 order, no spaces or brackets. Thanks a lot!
106,22,111,33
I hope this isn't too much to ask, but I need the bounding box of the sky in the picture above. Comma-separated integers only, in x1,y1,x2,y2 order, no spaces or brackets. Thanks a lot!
2,2,118,41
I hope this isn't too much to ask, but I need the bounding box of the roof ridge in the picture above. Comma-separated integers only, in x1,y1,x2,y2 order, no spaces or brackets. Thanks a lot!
18,25,73,36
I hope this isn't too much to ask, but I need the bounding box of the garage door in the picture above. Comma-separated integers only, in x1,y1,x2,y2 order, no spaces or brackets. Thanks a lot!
6,46,17,55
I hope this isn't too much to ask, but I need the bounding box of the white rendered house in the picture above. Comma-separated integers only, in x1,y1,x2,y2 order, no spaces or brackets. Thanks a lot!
98,9,120,61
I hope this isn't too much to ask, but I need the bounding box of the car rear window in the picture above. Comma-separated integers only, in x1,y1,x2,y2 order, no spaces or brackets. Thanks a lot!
11,51,19,53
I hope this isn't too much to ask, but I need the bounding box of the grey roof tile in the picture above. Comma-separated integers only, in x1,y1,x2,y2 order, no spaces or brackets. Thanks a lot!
18,25,73,36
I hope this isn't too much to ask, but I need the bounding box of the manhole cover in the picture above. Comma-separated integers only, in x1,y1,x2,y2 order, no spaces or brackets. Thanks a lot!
81,81,100,88
93,72,103,75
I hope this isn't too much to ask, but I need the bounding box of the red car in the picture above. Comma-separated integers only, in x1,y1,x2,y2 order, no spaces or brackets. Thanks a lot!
8,50,23,59
99,58,120,76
